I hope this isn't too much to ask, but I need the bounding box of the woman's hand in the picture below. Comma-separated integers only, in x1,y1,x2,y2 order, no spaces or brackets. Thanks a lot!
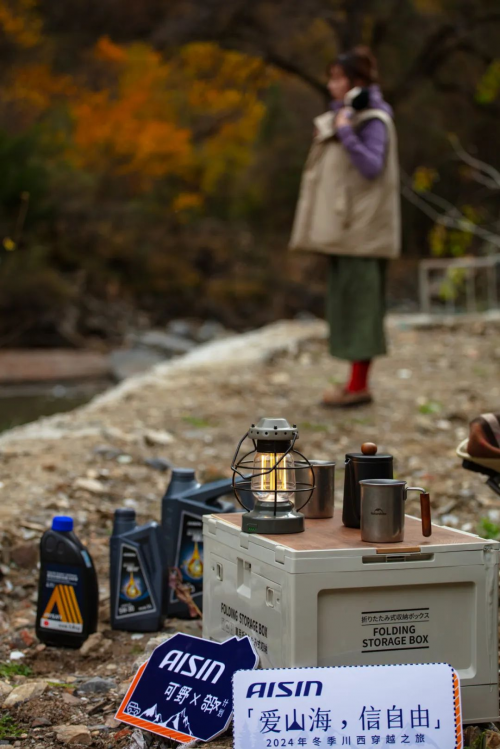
336,108,352,129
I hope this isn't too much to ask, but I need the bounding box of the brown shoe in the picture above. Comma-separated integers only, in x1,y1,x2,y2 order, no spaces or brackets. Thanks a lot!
322,387,373,409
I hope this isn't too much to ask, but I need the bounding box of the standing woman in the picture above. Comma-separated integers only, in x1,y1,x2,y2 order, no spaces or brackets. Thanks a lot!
290,46,400,407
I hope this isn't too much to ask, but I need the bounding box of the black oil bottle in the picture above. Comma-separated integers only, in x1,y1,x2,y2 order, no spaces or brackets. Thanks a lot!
110,509,168,632
36,516,98,648
161,468,243,619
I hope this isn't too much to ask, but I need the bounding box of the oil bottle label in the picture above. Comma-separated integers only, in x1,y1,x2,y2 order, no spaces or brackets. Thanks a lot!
116,543,156,619
171,511,204,603
39,564,84,634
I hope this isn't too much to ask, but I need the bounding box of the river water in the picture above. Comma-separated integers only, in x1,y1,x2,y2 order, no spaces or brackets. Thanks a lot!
0,381,109,434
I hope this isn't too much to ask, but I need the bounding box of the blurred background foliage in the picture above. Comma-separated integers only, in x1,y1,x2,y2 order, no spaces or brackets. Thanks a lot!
0,0,500,344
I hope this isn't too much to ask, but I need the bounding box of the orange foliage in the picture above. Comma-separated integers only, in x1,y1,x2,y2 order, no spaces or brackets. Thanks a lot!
71,90,193,186
0,13,273,203
176,43,270,196
0,0,41,48
2,64,76,122
69,41,192,189
70,40,271,198
94,35,127,65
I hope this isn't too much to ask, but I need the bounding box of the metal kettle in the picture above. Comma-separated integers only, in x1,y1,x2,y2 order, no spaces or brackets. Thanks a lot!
342,442,394,528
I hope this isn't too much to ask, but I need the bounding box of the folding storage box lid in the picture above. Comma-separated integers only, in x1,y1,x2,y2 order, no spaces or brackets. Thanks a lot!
204,514,499,572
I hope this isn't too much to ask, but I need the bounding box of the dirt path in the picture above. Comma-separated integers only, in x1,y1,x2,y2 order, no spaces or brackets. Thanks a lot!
0,317,499,748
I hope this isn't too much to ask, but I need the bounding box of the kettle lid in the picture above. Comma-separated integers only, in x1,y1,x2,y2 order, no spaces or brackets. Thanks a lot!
346,442,393,461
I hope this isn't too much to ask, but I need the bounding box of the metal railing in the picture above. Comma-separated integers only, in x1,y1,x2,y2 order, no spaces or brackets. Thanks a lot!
419,255,500,314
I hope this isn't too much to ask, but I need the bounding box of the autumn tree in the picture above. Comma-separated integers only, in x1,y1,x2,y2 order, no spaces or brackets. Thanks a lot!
1,0,500,342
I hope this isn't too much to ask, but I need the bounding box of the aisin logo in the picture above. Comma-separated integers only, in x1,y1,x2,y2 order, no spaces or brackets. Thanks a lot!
371,508,387,516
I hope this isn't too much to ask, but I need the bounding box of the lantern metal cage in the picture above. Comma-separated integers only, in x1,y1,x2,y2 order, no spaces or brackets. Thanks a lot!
231,418,315,534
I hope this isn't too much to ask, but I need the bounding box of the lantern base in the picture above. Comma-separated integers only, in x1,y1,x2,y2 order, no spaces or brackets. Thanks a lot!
242,501,305,534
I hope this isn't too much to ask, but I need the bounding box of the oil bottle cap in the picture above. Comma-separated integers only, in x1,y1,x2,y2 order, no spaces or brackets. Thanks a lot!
52,516,73,532
114,508,136,521
170,468,196,482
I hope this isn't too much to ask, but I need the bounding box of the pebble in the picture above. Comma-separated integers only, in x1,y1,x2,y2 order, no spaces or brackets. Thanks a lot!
18,628,35,647
397,368,412,379
104,716,121,729
136,330,195,356
93,445,124,459
10,542,38,569
166,319,196,339
436,419,452,431
143,429,175,446
14,607,33,623
0,682,13,707
61,692,81,705
144,457,172,472
196,319,227,342
439,513,460,528
32,717,52,727
8,650,25,660
54,725,92,746
117,454,133,464
79,631,103,656
128,729,149,748
131,633,172,672
269,371,291,385
76,676,117,695
3,680,47,707
73,477,107,495
144,634,172,655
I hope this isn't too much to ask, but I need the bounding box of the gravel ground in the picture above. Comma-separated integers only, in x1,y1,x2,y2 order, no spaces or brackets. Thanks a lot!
0,317,500,748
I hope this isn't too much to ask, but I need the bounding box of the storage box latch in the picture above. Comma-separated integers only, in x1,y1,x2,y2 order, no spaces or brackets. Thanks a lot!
207,516,218,535
275,546,286,564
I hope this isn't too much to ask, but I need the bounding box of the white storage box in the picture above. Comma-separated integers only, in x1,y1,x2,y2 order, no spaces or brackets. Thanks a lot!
202,514,500,724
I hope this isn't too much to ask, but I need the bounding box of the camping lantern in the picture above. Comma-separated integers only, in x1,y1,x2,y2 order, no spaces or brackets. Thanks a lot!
231,418,314,534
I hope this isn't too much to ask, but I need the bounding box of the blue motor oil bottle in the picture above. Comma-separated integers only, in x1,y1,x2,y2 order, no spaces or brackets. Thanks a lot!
36,516,98,649
110,508,168,632
161,468,245,619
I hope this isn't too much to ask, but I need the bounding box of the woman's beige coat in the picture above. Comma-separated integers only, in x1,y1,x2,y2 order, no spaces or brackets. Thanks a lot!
289,109,401,259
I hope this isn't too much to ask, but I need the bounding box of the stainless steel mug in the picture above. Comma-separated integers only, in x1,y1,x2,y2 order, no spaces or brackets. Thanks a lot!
359,478,432,543
295,460,335,518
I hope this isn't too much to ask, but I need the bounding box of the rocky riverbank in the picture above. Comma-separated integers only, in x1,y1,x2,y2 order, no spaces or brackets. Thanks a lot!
1,317,500,748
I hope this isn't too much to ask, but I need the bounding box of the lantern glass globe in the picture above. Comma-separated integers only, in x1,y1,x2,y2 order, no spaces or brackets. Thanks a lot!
250,450,296,504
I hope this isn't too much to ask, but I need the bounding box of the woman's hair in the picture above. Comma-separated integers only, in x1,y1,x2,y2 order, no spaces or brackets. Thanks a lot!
330,46,379,85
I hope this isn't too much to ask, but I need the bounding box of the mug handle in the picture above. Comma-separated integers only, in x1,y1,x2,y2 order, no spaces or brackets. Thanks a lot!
407,487,432,538
420,493,432,537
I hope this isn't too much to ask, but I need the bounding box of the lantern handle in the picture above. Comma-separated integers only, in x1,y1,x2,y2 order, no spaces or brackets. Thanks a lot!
231,433,256,511
230,431,250,471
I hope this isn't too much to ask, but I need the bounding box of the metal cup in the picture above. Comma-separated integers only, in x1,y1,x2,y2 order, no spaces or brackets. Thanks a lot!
295,460,335,518
360,479,431,543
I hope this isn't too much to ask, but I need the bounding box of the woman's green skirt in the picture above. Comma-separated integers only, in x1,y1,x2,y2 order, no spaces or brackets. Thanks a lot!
326,256,387,362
